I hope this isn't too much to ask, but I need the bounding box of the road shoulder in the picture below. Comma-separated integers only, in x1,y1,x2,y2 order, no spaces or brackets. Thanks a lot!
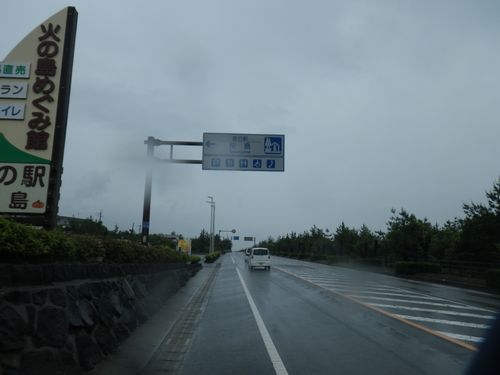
92,263,217,375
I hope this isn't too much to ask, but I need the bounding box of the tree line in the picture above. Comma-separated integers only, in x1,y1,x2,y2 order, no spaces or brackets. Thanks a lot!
258,178,500,266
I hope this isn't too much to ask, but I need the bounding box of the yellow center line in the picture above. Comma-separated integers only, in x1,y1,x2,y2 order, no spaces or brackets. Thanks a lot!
275,266,478,352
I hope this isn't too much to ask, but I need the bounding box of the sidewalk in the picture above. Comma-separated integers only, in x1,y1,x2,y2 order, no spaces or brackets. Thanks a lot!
92,263,216,375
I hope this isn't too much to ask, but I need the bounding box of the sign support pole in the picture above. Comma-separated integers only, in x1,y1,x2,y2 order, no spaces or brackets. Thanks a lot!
141,136,154,244
46,7,78,229
139,134,283,245
141,137,202,245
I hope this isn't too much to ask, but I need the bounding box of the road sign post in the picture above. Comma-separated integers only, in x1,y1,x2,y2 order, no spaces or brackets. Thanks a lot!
141,137,154,244
140,133,284,244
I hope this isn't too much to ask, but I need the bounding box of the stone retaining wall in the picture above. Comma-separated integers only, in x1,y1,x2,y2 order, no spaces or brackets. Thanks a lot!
0,263,201,374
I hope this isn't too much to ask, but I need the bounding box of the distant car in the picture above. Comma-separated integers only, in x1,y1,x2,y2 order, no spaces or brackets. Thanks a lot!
248,247,271,270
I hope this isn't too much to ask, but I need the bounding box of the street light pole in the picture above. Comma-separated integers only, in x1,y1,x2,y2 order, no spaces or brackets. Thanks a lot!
206,196,215,253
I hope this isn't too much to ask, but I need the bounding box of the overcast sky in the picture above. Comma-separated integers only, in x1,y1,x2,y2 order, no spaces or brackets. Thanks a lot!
2,0,499,248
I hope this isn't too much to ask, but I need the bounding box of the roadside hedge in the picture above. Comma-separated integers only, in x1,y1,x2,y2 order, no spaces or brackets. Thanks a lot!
394,261,442,275
204,251,221,263
0,218,185,264
190,255,201,264
309,254,327,261
485,269,500,290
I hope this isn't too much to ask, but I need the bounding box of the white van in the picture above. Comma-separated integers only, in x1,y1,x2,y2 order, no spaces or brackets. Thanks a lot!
248,247,271,270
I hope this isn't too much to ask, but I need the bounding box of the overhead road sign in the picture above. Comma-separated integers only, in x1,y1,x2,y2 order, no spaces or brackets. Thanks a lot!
202,133,284,171
140,132,285,244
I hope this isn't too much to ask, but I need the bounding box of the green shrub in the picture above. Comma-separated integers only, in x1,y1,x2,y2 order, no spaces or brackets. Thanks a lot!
310,254,327,261
205,251,221,263
485,269,500,290
44,230,77,261
395,261,441,275
190,255,201,264
0,218,182,264
326,255,337,264
102,238,137,263
0,218,50,261
73,235,106,261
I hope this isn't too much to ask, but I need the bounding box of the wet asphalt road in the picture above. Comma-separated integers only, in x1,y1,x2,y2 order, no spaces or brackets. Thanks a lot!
178,254,500,375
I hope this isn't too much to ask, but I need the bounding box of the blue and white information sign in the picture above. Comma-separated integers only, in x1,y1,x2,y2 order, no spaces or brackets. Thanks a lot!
202,133,285,172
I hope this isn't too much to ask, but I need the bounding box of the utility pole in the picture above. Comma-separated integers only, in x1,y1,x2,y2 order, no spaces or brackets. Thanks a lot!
206,196,215,253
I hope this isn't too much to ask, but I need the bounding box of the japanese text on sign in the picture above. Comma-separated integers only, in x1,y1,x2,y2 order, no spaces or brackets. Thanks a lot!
0,82,28,99
202,133,285,172
26,22,62,151
0,104,25,120
0,163,48,213
0,63,30,78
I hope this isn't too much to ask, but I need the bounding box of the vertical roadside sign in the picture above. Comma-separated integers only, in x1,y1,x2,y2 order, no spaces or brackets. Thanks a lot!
0,7,78,227
177,239,192,257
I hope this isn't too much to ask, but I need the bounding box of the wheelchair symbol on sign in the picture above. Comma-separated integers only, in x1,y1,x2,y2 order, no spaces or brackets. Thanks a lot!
266,160,276,169
253,159,262,168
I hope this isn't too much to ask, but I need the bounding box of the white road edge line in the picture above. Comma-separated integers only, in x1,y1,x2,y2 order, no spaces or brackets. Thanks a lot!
230,255,235,264
395,315,491,329
348,296,494,311
436,331,484,343
236,267,289,375
370,303,496,319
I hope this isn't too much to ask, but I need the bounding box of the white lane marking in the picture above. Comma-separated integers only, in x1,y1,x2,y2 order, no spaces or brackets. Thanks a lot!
307,280,351,286
287,274,400,292
322,287,434,299
294,274,345,281
370,304,496,319
318,284,406,294
349,296,494,312
236,268,289,375
326,281,497,309
340,290,445,300
230,255,235,264
437,331,484,343
303,278,349,284
282,267,498,310
395,315,491,329
295,277,400,292
330,284,402,292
